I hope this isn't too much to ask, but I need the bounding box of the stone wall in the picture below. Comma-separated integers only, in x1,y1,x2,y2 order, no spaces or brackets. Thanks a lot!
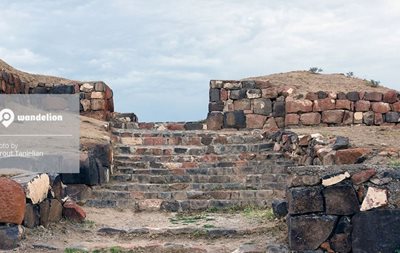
286,165,400,252
0,70,114,121
207,80,400,129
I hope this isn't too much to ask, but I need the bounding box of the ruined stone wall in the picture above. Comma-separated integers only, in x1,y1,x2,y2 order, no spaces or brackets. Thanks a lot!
207,80,400,129
0,70,114,121
286,165,400,252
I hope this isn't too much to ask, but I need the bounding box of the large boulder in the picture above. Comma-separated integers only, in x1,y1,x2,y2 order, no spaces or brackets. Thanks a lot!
0,177,26,225
352,209,400,252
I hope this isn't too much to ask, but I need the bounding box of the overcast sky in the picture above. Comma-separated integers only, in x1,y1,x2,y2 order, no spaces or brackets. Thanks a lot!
1,0,399,121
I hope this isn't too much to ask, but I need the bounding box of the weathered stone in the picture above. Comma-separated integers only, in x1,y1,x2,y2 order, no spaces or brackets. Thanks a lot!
246,114,267,129
23,204,40,228
288,186,324,214
286,100,313,113
342,111,353,125
272,101,285,117
285,114,299,126
160,200,180,212
80,83,94,92
0,225,24,250
371,102,391,113
264,117,278,130
209,88,220,102
335,99,352,110
335,148,372,164
207,112,223,130
262,88,279,99
313,98,335,111
360,187,388,211
374,113,384,125
234,99,251,110
80,99,91,111
39,199,51,227
246,89,262,99
352,210,400,252
91,91,105,99
265,244,289,253
305,92,318,100
362,111,375,125
223,82,241,90
351,169,376,184
0,177,26,225
323,184,360,215
363,92,383,101
386,112,400,123
233,243,264,253
48,199,63,223
322,172,350,186
91,99,106,110
209,101,224,111
300,113,321,125
63,199,86,222
12,173,50,204
271,199,288,218
383,89,398,103
223,111,246,129
230,89,246,100
289,175,321,187
332,136,349,150
346,91,359,101
330,216,352,253
241,80,256,89
94,82,105,91
210,80,223,89
253,98,272,115
289,214,338,251
322,151,336,165
353,112,363,124
321,110,344,124
355,100,370,111
393,101,400,112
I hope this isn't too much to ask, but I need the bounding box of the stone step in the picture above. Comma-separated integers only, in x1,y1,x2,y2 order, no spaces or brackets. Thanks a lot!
113,165,289,176
114,143,275,156
111,173,287,185
113,154,290,170
85,197,274,211
103,181,286,192
112,153,272,163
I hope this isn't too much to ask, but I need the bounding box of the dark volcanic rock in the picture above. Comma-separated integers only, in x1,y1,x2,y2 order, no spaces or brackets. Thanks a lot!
223,111,246,129
332,136,350,150
330,216,352,253
289,214,338,251
323,184,360,215
352,209,400,253
272,199,288,218
0,225,24,250
288,186,324,215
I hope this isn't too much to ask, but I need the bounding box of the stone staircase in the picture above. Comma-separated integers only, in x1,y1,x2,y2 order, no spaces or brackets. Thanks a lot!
86,125,293,211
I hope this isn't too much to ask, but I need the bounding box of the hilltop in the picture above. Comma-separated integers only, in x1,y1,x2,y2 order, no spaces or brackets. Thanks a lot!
244,70,395,95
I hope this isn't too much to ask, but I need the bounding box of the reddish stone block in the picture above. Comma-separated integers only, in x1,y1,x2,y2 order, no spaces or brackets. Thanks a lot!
383,90,398,103
264,117,279,130
285,114,300,126
207,112,223,130
305,92,318,100
286,100,313,113
167,123,185,130
313,98,335,111
335,100,352,110
343,111,354,125
246,114,267,129
375,113,384,125
351,169,376,185
363,92,383,101
371,102,391,113
62,200,86,222
393,102,400,112
335,148,372,164
220,88,228,101
355,100,371,112
0,178,26,225
234,99,251,110
322,110,344,124
262,88,278,98
300,113,321,125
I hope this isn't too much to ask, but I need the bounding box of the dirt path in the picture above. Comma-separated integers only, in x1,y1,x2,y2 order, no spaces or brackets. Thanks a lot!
17,207,287,253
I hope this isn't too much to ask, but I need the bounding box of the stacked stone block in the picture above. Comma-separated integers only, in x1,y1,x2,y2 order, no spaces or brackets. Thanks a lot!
286,165,400,252
0,70,114,121
207,79,400,129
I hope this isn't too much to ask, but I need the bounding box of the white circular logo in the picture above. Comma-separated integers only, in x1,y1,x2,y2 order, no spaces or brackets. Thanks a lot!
0,108,15,128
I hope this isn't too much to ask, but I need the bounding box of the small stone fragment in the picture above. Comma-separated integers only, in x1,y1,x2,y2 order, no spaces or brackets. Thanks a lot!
322,172,350,186
360,187,388,211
